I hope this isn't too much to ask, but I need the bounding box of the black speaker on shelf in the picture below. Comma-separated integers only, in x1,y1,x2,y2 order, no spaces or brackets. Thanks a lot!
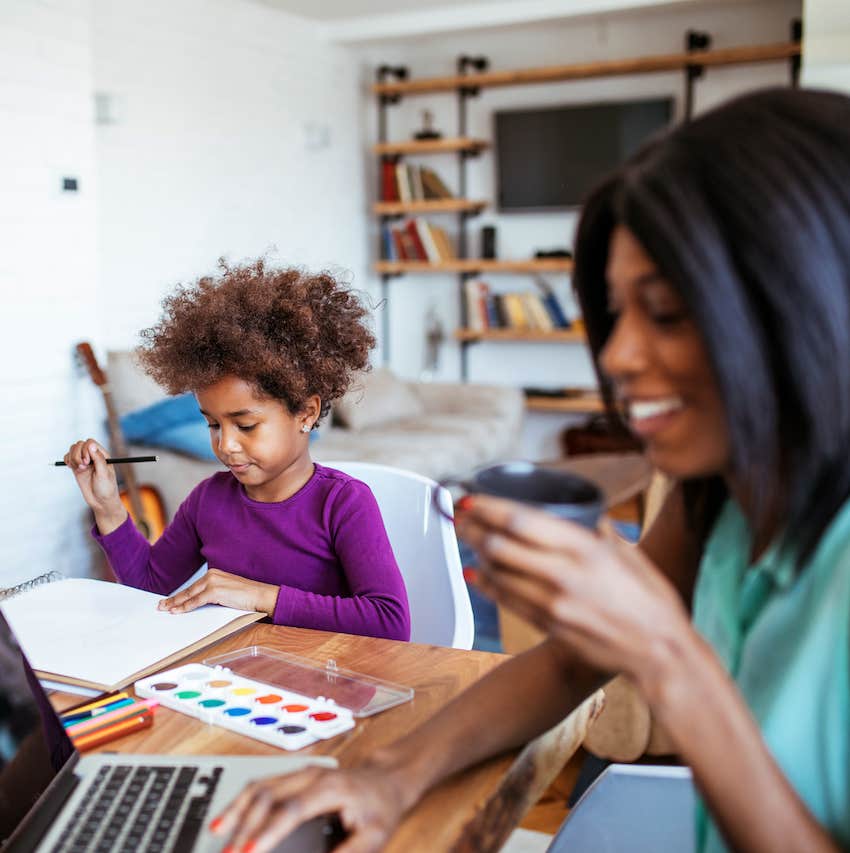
481,225,497,259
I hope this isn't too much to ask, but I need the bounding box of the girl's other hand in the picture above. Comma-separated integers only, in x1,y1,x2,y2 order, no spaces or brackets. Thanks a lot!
63,439,124,514
211,763,411,853
157,568,279,616
454,495,693,699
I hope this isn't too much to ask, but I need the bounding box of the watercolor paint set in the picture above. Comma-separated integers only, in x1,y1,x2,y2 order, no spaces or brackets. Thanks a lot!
135,645,413,751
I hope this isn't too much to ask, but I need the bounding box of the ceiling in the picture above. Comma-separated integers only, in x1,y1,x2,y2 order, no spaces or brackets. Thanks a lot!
255,0,733,42
259,0,541,20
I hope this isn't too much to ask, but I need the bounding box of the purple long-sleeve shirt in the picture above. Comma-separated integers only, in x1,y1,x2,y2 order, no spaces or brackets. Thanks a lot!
92,464,410,641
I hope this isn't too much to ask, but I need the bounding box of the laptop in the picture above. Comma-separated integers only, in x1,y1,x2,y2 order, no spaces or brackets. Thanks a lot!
0,609,339,852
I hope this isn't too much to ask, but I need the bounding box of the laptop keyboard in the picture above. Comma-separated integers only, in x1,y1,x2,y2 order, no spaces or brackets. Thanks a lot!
50,763,223,853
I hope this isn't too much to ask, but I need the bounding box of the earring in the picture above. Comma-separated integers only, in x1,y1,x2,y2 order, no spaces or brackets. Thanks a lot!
301,424,311,434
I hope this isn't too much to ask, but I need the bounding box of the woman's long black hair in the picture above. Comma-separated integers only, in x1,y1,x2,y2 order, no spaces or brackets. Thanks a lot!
573,87,850,568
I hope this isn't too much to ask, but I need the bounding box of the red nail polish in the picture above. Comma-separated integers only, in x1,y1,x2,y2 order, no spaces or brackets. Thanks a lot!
209,817,223,833
241,842,257,853
462,567,479,584
456,495,474,512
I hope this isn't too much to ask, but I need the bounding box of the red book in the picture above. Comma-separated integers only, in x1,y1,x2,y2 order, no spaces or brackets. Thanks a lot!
391,227,407,260
404,220,429,261
381,160,399,202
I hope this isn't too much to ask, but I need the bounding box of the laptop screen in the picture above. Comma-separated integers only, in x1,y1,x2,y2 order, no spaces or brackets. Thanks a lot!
0,609,75,844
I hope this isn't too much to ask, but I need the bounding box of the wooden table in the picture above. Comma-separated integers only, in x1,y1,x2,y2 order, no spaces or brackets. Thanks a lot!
52,624,602,852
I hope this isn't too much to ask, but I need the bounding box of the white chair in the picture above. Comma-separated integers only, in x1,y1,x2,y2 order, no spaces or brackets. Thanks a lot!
323,461,474,649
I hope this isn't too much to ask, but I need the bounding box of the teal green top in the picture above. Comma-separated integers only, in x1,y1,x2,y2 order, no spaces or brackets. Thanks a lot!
692,497,850,852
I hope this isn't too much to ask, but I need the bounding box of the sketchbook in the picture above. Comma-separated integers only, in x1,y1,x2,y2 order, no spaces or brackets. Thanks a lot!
0,574,263,692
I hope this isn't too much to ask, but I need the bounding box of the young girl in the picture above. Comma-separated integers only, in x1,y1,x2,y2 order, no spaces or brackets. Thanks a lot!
64,260,410,642
212,88,850,852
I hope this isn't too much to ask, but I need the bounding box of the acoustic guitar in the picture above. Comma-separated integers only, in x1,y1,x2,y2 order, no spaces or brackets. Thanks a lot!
75,342,167,543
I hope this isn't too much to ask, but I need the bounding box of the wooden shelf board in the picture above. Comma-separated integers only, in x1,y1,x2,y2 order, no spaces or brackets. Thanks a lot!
374,199,487,215
374,259,573,274
525,393,604,413
454,328,586,343
373,137,489,156
373,41,800,96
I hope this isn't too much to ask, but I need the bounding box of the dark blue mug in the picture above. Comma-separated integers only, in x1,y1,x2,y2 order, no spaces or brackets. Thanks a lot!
436,461,604,529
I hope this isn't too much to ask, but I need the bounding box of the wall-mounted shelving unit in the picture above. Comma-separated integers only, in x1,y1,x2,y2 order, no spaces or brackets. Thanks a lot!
372,28,801,412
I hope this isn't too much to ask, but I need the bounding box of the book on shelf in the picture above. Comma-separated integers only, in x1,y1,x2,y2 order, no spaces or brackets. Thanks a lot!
0,575,262,692
380,162,454,203
410,165,425,201
502,292,530,329
404,219,429,260
380,160,399,202
464,280,489,331
420,166,453,199
430,225,455,260
533,276,571,328
492,293,510,328
395,162,412,203
381,220,456,263
521,292,555,331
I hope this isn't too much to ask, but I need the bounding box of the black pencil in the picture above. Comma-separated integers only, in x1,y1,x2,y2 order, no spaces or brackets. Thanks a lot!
53,455,159,467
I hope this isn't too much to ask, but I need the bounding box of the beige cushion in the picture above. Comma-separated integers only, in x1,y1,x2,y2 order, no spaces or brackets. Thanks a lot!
333,368,424,431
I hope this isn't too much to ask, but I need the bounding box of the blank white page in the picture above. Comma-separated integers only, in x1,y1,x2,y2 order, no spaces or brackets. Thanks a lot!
1,578,256,688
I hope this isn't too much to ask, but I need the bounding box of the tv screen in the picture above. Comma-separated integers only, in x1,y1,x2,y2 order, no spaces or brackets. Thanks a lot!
494,97,673,210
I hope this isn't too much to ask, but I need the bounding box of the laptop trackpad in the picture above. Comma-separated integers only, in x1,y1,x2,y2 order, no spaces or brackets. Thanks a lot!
270,816,342,852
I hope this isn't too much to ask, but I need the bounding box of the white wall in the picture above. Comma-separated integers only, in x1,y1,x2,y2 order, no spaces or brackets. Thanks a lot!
2,0,370,583
802,0,850,92
93,0,371,350
352,0,800,458
0,0,104,586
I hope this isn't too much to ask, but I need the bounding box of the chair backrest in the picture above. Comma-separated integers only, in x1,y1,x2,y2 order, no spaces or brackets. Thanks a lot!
323,461,474,649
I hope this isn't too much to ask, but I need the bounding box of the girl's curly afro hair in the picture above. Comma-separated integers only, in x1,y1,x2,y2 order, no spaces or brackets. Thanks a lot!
136,259,375,422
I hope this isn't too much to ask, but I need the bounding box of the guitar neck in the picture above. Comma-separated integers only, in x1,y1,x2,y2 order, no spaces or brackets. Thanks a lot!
100,387,145,522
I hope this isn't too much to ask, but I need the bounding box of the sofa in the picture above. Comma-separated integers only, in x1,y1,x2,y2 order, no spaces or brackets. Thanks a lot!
106,351,524,521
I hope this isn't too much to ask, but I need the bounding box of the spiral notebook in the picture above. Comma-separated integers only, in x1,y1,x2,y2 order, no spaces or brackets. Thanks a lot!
0,573,263,692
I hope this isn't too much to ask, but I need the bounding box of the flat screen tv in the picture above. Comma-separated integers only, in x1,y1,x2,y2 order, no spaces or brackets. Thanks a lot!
494,97,673,210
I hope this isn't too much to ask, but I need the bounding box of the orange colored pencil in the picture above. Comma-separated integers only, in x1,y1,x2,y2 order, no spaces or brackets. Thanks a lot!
65,699,158,738
72,712,154,751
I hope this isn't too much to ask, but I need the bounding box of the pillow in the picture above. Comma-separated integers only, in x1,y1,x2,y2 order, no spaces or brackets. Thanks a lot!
333,368,425,431
120,394,218,460
120,393,319,459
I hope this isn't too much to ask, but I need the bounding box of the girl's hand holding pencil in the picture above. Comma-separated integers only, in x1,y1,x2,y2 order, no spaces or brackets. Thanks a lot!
62,439,129,535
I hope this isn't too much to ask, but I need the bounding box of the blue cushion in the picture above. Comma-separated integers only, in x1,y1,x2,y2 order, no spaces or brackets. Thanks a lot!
120,394,217,460
120,393,317,460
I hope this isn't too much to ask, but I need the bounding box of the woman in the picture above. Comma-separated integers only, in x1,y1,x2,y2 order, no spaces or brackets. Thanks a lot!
211,87,850,853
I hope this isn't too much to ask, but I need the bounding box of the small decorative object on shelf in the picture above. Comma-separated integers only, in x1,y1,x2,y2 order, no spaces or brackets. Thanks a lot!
534,248,573,259
414,109,442,140
481,225,497,259
421,306,445,381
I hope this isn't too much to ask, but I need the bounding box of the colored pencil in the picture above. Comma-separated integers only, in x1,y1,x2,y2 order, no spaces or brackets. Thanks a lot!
73,712,154,751
62,697,136,727
65,699,159,738
59,691,129,719
53,456,158,467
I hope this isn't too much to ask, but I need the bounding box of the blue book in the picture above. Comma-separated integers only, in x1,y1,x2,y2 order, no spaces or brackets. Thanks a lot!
542,292,569,328
485,293,500,328
381,224,396,260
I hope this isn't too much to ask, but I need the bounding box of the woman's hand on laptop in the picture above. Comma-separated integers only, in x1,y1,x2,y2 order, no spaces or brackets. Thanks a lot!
157,568,279,616
210,762,412,853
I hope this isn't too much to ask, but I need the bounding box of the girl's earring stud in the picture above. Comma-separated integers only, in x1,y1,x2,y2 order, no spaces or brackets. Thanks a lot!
301,424,311,434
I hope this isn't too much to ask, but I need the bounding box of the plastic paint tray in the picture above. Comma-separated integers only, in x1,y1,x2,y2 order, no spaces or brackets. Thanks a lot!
202,645,414,718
